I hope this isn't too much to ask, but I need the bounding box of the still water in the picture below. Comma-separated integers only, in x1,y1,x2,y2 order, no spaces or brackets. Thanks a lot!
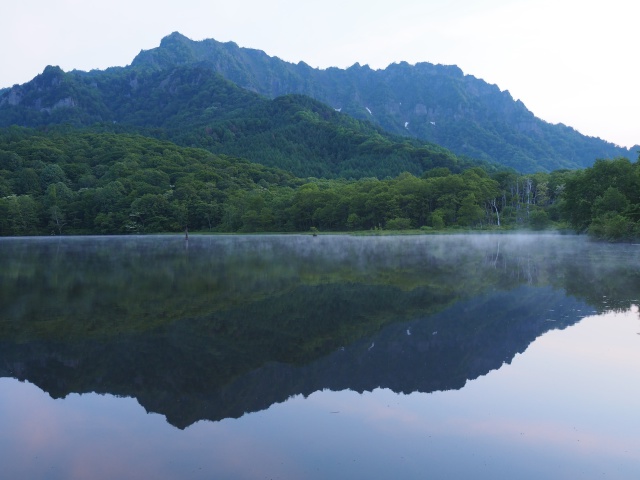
1,234,639,479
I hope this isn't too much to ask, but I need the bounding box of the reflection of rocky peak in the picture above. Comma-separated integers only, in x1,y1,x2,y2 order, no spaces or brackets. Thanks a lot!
0,285,590,430
152,285,588,428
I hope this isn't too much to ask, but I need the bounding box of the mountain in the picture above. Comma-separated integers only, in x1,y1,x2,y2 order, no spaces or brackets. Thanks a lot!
0,63,482,180
0,32,634,174
127,32,636,172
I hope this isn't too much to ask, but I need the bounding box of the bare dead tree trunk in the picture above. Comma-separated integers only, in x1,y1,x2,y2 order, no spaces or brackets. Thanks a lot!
489,198,501,226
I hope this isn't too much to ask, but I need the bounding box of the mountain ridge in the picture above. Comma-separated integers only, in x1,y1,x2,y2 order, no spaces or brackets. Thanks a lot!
0,31,636,173
128,32,636,172
0,61,486,179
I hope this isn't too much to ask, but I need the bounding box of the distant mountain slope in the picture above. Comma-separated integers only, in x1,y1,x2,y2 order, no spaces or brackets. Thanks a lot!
128,32,636,172
0,63,482,179
1,32,635,173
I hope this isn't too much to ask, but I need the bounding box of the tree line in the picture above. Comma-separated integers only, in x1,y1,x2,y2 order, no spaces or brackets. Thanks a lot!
0,127,637,238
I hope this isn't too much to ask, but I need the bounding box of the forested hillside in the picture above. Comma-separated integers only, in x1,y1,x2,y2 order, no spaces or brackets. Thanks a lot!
0,128,298,235
0,64,485,179
0,128,570,236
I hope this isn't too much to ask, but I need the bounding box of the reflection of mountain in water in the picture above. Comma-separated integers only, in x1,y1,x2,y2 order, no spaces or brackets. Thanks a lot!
0,286,591,429
147,285,589,428
0,234,636,429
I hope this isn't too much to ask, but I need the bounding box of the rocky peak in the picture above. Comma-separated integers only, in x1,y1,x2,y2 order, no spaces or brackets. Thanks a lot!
37,65,66,88
132,31,198,70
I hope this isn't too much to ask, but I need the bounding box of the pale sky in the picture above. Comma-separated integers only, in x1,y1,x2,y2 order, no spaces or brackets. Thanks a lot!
2,0,639,148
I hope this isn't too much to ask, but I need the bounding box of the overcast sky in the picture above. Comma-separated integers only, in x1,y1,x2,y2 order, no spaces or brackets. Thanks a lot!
2,0,639,148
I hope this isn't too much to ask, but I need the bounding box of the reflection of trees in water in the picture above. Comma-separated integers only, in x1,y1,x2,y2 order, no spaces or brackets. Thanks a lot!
2,233,637,336
0,234,639,428
486,242,540,284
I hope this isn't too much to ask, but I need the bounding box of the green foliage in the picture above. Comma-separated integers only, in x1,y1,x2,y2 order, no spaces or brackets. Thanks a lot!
1,125,624,238
0,128,300,235
385,217,412,230
588,213,633,241
0,64,494,180
0,195,41,235
457,194,484,226
120,33,635,172
430,211,445,229
529,209,550,230
559,157,640,241
5,33,630,176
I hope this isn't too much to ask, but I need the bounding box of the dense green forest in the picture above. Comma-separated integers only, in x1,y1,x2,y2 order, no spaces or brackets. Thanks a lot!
0,128,297,235
0,126,581,236
1,124,638,238
562,157,640,240
0,65,489,179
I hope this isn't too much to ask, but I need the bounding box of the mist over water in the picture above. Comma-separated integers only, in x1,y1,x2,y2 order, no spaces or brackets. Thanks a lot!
2,232,627,324
1,233,639,479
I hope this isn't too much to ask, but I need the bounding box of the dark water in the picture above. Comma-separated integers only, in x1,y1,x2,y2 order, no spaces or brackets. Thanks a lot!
1,234,639,479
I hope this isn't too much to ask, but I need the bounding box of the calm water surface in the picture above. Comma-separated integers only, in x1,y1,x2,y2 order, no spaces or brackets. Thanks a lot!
1,234,639,479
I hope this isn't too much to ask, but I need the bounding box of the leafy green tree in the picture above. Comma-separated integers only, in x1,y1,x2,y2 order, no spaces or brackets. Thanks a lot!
386,217,412,230
48,205,67,235
529,209,550,230
0,195,41,235
40,164,69,188
430,211,445,229
589,213,632,241
457,193,484,227
14,168,41,195
346,213,361,230
592,186,629,217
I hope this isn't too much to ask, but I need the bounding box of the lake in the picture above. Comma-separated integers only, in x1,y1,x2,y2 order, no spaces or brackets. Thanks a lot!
1,233,639,479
